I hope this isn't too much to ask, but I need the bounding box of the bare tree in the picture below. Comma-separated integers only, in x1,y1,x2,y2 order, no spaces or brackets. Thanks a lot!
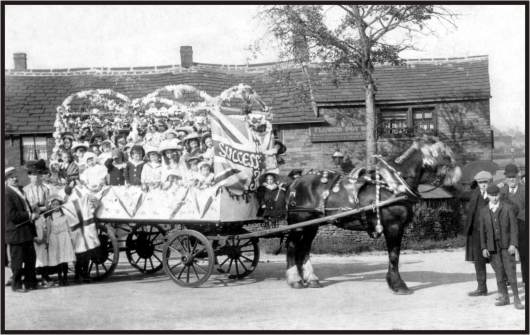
259,5,455,167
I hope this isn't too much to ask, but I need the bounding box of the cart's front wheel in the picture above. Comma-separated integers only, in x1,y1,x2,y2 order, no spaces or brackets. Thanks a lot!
88,224,119,281
162,230,214,287
126,224,166,274
216,238,260,279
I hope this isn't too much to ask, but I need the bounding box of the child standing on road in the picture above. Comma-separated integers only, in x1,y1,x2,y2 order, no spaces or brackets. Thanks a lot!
34,215,51,287
46,195,76,286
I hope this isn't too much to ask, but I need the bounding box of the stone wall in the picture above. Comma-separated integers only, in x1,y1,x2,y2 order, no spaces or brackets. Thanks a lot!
278,99,492,173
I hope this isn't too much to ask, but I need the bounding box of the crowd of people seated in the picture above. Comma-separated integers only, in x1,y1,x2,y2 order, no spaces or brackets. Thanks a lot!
51,120,216,193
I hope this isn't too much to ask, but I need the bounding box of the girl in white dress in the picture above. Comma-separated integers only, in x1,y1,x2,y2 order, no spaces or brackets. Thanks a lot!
46,195,76,286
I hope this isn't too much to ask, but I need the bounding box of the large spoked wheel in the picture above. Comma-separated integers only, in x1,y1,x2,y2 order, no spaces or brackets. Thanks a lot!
125,224,166,274
162,230,214,287
88,224,119,281
215,238,260,279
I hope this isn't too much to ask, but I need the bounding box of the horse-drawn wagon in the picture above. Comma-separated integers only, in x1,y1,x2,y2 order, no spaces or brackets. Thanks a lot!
47,83,462,290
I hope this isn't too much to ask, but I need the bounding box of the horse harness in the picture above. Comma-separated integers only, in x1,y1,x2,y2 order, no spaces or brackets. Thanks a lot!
287,169,384,237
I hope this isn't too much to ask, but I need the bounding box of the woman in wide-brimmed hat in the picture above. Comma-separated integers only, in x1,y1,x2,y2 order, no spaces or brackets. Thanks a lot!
183,132,202,157
159,139,185,188
71,141,89,172
140,144,163,191
201,132,215,164
60,132,75,153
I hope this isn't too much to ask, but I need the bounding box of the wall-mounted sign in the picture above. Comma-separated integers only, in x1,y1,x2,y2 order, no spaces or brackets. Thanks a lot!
309,125,366,142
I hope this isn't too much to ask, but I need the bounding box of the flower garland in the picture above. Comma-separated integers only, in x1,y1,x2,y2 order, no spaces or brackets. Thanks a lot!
51,89,132,162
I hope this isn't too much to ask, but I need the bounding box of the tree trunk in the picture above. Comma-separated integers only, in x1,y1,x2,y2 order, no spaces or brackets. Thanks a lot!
365,81,376,168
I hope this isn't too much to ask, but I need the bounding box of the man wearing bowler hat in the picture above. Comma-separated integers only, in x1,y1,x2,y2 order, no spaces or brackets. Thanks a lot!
480,184,524,309
4,167,39,292
499,164,527,286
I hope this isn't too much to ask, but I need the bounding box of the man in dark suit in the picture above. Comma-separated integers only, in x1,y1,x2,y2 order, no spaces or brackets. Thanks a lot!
4,167,39,292
463,171,492,296
480,184,524,309
499,164,527,285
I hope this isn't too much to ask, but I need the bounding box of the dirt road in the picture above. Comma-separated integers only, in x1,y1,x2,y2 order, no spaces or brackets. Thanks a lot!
3,248,526,331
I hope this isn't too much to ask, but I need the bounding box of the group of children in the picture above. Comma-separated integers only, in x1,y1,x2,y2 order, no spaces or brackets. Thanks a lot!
53,124,216,193
22,161,94,287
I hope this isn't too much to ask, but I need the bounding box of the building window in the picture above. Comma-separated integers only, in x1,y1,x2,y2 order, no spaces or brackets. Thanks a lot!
413,108,435,135
21,136,48,163
377,106,436,138
379,108,409,137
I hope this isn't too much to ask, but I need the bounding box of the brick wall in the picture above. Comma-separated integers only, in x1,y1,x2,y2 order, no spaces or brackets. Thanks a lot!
278,99,492,173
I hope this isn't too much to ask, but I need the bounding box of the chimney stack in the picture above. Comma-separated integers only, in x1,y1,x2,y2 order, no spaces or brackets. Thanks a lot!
14,53,27,71
180,46,193,68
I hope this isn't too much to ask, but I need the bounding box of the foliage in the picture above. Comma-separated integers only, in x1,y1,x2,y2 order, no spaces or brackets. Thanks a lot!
258,5,456,166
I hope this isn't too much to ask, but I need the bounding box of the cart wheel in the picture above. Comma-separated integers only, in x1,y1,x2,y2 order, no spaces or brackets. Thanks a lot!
88,224,119,281
216,238,260,279
162,230,214,287
126,224,166,274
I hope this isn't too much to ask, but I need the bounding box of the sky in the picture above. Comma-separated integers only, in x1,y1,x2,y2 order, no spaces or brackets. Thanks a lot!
4,4,526,132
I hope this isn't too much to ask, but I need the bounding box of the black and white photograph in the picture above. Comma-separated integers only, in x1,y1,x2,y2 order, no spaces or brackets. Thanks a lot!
2,2,527,332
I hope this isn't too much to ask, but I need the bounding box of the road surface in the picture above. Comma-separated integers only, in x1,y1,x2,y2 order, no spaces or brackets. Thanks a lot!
3,248,526,331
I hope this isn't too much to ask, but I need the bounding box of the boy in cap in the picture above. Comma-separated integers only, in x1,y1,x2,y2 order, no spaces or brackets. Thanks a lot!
479,184,524,309
499,164,527,285
463,170,494,296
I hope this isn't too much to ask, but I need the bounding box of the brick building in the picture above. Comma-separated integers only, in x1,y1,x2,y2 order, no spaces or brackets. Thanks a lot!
4,47,492,180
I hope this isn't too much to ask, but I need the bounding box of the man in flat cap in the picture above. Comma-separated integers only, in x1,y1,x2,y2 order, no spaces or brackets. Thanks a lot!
4,167,39,292
463,170,494,296
499,164,527,286
480,184,524,309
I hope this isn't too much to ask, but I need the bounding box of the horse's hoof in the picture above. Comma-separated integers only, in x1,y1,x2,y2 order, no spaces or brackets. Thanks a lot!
393,287,413,295
289,281,305,289
307,280,322,288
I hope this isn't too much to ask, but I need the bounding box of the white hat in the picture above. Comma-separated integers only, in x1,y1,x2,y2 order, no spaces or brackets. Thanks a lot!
332,151,344,158
198,161,212,171
159,139,183,153
72,141,89,152
5,166,16,177
144,145,160,156
183,132,201,142
84,151,97,162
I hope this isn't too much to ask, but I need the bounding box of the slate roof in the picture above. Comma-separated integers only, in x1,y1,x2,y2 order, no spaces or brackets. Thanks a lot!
4,56,490,134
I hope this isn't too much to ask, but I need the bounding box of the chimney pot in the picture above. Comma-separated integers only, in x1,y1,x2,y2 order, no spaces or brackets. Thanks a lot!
14,53,27,71
180,46,193,68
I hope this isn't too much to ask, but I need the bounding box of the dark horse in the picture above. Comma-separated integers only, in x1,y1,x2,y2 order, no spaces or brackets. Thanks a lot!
284,137,462,293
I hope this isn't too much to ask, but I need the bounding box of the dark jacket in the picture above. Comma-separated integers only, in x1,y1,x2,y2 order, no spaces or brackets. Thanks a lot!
463,188,489,235
479,201,518,252
125,161,144,186
257,183,287,218
5,186,36,244
500,183,525,221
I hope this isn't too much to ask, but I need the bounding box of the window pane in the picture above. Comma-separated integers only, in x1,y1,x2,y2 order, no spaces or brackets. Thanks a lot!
412,108,435,136
379,109,409,138
22,136,48,162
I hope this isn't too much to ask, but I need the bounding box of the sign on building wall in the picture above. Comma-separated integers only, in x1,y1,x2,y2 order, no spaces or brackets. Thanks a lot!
309,125,366,142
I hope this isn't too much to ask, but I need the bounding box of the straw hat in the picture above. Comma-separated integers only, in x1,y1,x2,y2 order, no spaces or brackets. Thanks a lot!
72,141,89,152
159,139,183,154
144,145,160,156
5,166,16,178
183,132,201,143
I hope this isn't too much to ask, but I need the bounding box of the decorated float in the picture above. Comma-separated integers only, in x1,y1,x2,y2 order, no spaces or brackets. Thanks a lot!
49,84,281,284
